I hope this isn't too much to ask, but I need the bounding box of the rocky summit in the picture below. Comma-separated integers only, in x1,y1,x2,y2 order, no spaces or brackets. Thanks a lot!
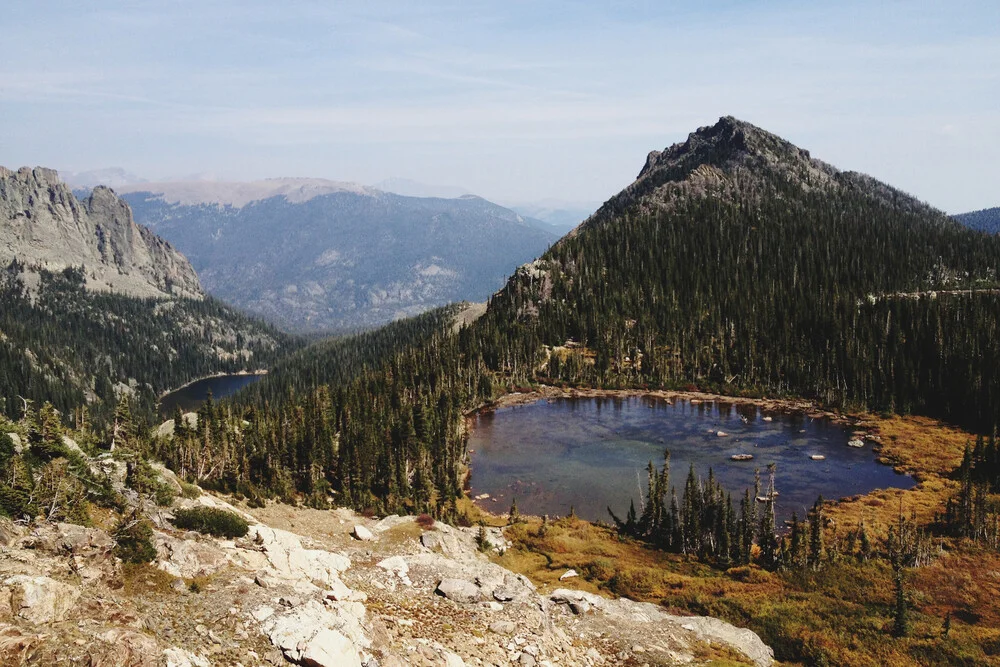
0,166,202,300
0,477,773,667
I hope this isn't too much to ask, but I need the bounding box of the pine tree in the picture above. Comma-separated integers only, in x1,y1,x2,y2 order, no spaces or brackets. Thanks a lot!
808,496,824,569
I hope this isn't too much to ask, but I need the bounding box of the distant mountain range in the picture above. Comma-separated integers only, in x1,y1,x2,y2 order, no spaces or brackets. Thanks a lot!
954,207,1000,235
373,179,594,232
507,200,598,233
115,180,558,331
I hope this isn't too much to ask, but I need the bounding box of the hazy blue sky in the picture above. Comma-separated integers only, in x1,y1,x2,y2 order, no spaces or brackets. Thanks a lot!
2,1,997,212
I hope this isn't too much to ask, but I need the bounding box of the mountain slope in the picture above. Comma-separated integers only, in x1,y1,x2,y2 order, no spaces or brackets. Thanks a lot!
955,206,1000,234
0,166,201,299
484,116,1000,428
121,185,557,330
0,168,295,421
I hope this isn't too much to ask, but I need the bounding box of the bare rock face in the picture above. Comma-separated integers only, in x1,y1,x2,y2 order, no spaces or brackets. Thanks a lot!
550,588,774,667
1,575,81,624
261,600,362,667
0,492,775,667
0,165,202,299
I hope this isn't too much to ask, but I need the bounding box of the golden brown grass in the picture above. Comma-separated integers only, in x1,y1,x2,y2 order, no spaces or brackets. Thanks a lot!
489,412,1000,666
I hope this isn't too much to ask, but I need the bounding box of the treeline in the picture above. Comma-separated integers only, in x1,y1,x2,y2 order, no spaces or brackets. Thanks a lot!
0,261,296,423
942,436,1000,546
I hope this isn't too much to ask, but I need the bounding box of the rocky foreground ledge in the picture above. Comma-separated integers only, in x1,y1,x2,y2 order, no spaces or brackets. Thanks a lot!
0,492,773,667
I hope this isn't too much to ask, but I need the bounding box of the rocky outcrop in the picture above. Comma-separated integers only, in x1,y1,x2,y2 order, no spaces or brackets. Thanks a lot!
0,165,202,299
0,493,773,667
259,600,363,667
550,588,774,667
1,575,81,624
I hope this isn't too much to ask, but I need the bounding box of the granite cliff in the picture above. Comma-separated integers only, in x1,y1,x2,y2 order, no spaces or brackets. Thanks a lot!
0,166,202,300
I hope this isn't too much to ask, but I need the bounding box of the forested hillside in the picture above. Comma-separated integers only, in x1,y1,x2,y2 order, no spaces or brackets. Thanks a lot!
955,206,1000,235
0,261,294,423
0,168,297,423
167,117,1000,515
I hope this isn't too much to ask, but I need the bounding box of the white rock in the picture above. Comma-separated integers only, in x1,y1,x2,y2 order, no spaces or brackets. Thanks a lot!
376,556,411,585
324,576,365,602
301,628,360,667
60,435,84,455
558,569,578,581
164,647,211,667
251,605,276,623
5,433,22,454
443,649,466,666
246,524,350,587
3,575,81,624
352,525,374,541
263,601,362,667
436,578,481,603
155,533,228,578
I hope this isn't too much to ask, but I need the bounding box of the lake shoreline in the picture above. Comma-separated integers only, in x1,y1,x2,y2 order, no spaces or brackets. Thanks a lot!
465,386,909,524
157,369,269,401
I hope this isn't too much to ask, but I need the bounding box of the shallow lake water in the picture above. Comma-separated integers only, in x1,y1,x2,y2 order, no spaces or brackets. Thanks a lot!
468,396,915,523
159,373,264,416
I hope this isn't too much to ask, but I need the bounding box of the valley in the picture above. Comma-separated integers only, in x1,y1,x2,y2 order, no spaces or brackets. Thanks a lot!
3,113,1000,667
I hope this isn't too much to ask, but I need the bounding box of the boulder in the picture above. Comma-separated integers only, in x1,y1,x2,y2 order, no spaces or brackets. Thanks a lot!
436,578,481,604
5,433,22,454
155,533,229,578
420,531,441,550
3,575,81,624
60,435,84,456
558,569,578,581
376,556,411,585
489,620,516,634
262,601,362,667
53,522,114,554
247,525,350,587
352,525,374,541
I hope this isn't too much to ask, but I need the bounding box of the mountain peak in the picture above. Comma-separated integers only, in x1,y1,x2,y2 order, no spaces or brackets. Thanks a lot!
0,165,202,299
637,116,808,181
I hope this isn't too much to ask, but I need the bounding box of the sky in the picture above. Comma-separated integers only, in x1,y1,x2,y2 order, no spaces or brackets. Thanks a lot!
2,0,998,213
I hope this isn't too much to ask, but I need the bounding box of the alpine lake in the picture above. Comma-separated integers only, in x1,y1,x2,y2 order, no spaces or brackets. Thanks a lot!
159,373,265,417
467,395,916,523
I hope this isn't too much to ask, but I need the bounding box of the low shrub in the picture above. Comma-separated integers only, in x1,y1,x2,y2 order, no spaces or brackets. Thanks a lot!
172,506,249,538
416,513,435,530
179,482,202,499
